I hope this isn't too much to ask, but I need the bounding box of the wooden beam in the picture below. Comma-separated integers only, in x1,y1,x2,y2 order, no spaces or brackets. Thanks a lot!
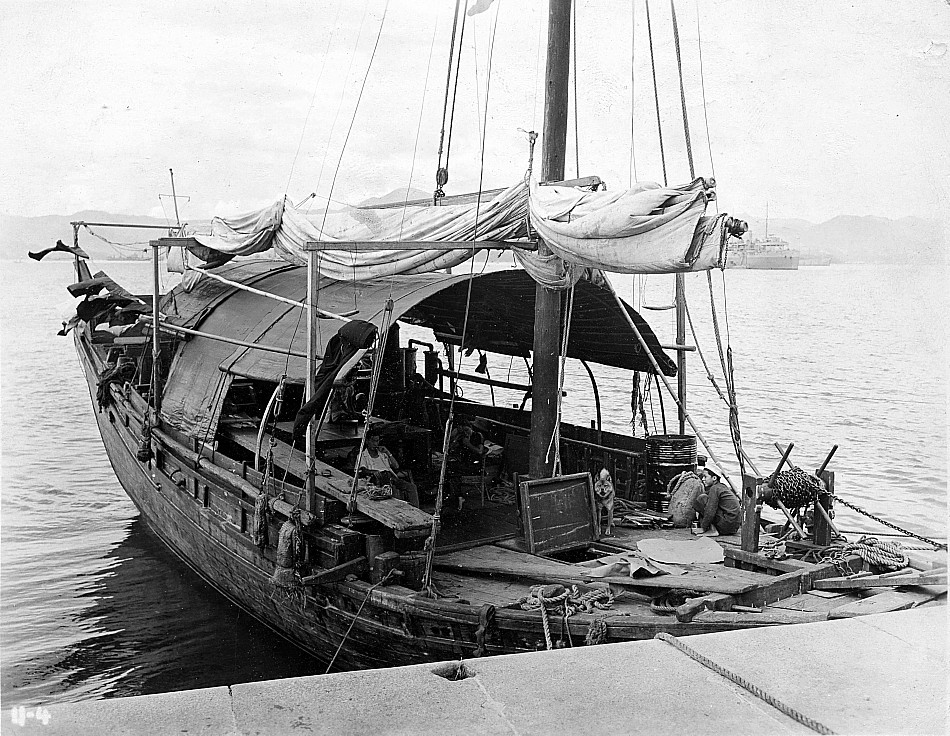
828,589,943,619
301,240,536,252
675,592,734,622
813,572,947,590
300,556,367,586
140,315,309,359
740,474,762,553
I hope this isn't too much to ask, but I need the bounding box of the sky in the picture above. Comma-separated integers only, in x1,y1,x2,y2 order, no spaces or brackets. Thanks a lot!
3,0,949,228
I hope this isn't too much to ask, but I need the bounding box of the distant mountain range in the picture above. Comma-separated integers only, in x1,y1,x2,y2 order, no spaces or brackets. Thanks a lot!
733,213,946,265
1,201,944,265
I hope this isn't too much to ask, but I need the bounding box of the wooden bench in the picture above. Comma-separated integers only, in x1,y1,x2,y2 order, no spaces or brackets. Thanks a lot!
225,428,433,538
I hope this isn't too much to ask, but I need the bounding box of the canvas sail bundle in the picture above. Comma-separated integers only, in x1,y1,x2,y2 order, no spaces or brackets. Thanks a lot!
183,175,729,280
527,177,727,274
187,181,530,280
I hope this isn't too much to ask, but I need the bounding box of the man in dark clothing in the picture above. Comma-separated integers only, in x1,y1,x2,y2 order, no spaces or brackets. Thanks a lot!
692,466,741,536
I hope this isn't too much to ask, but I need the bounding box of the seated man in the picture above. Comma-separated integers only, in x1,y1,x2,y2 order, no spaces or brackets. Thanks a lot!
692,465,741,536
359,429,419,507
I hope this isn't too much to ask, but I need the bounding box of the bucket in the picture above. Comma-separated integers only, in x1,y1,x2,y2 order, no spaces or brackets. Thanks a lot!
645,434,697,512
398,551,428,591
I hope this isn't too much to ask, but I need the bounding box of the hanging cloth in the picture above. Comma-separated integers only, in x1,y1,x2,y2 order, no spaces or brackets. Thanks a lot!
292,319,378,437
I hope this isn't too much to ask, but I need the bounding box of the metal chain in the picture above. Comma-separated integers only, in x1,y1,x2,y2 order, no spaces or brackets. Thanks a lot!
829,495,947,550
656,633,836,735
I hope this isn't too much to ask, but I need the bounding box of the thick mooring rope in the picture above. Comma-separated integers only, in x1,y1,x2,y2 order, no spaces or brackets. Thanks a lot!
821,536,909,572
656,633,837,735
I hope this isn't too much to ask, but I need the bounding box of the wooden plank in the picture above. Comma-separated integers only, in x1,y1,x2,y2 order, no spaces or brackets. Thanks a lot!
828,590,942,619
435,546,765,595
724,547,815,574
768,592,853,614
814,572,947,590
692,609,827,626
225,428,433,537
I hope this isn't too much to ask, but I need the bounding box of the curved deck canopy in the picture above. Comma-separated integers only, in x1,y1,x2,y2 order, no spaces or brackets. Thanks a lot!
159,260,674,438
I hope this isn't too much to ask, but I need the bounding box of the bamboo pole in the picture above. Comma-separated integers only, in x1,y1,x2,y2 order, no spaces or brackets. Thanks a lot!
141,316,309,358
185,266,355,321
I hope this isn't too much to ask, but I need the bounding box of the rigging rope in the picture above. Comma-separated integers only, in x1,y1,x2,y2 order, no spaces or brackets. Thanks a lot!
644,0,668,186
629,0,638,185
670,0,695,178
705,271,746,477
694,0,717,182
572,1,580,178
422,2,502,594
284,1,344,195
319,0,390,233
546,285,575,474
434,0,469,203
346,300,394,515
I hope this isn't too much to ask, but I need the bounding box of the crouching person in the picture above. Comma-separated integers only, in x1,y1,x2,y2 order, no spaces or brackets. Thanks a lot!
692,465,741,536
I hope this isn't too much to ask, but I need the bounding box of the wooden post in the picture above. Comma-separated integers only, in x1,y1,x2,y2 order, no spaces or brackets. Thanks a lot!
740,474,762,552
305,251,318,512
530,0,571,480
151,241,161,416
815,470,835,546
675,274,686,434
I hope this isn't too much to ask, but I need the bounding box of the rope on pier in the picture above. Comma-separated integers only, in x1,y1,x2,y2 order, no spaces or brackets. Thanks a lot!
655,632,837,735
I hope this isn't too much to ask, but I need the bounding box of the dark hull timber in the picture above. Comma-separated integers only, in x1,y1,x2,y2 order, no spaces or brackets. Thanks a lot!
76,323,834,672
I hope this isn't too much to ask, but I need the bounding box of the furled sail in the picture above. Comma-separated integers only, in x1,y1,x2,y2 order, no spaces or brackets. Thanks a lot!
187,181,530,280
183,175,732,279
528,177,727,274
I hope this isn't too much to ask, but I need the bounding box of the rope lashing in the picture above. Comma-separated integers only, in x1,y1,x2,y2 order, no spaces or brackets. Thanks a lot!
822,535,909,572
655,633,837,735
324,568,399,674
473,604,496,658
269,508,306,606
585,616,608,646
518,585,614,650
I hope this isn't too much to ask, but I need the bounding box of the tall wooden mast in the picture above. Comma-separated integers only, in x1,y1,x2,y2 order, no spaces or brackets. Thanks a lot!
529,0,572,479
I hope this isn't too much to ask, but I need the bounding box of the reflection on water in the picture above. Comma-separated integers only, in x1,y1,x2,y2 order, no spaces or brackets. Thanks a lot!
1,259,946,708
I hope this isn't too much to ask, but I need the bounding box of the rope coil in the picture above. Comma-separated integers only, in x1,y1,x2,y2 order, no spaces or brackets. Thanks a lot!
518,584,614,650
822,535,909,572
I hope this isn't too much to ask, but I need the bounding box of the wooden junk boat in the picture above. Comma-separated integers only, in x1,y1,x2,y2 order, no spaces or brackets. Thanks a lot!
57,0,945,673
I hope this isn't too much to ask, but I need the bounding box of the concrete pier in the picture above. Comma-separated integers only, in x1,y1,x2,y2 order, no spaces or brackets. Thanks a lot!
11,606,946,735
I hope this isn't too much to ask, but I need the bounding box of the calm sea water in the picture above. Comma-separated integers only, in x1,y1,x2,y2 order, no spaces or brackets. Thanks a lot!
1,257,946,709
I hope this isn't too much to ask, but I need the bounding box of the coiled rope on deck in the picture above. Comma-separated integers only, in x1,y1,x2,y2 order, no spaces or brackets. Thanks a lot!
518,584,613,650
655,632,836,734
821,535,909,572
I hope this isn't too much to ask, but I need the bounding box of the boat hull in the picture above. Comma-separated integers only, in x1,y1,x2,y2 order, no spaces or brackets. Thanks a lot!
74,326,823,672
